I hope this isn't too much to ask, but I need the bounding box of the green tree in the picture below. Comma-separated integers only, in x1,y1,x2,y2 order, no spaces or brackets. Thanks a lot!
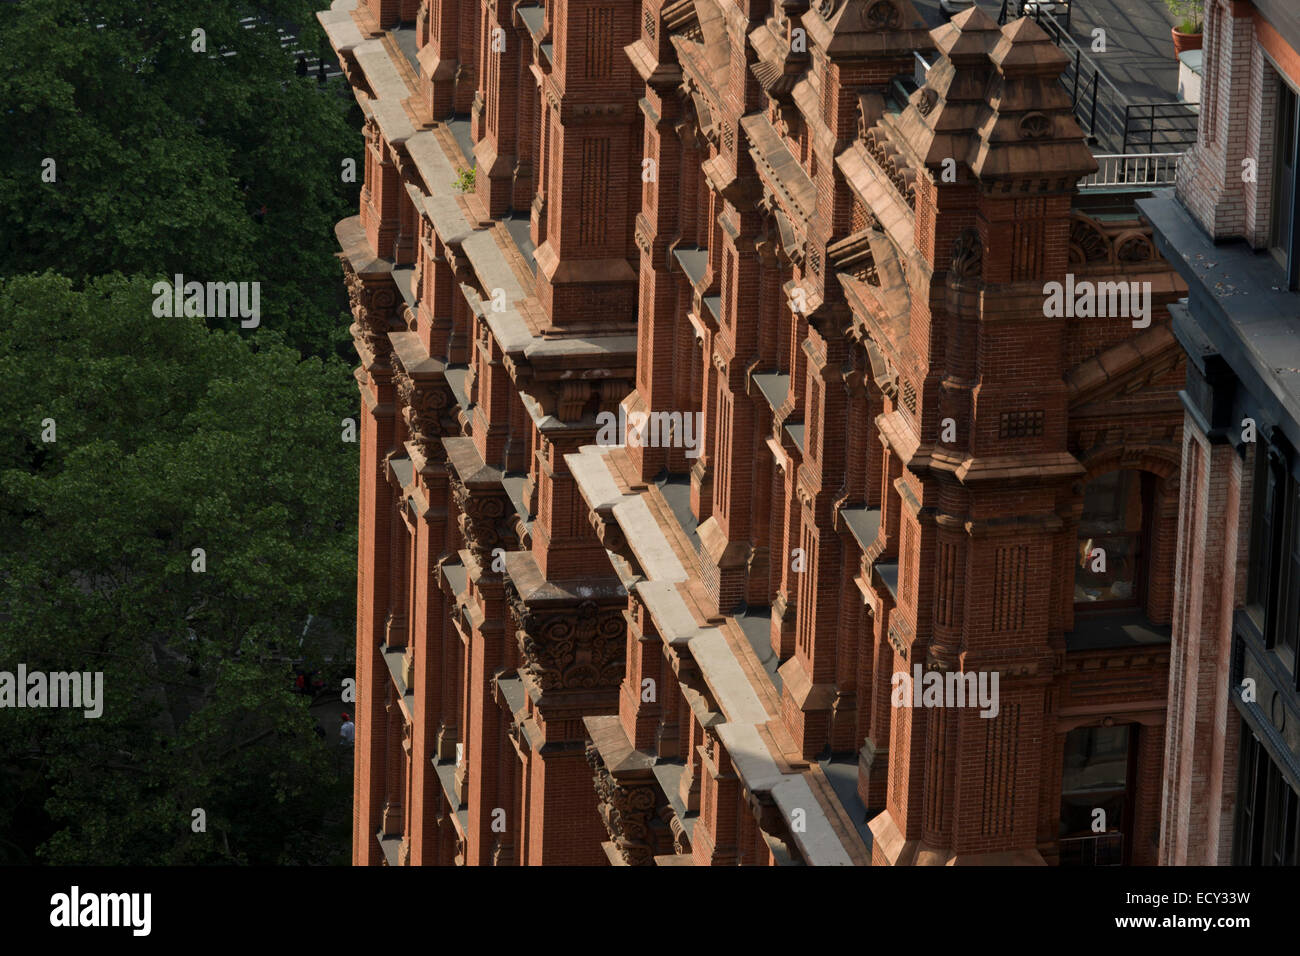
0,0,362,357
0,273,357,864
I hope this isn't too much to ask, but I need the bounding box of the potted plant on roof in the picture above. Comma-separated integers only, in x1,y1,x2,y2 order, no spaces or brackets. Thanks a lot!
1166,0,1204,60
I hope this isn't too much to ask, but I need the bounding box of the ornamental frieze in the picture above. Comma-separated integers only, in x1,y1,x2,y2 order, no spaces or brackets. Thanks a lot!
1068,213,1162,269
863,125,917,211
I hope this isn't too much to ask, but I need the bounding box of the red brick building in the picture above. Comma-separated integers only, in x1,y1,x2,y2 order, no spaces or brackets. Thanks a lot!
321,0,1188,865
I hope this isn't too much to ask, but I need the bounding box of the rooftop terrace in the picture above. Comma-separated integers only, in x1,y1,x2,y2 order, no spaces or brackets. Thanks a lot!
910,0,1196,159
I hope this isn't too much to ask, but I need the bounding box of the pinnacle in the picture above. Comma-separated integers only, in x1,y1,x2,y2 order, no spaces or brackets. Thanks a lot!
933,4,1002,63
990,15,1071,76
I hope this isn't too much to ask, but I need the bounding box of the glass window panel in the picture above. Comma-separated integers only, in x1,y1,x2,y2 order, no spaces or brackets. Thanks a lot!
1062,725,1131,793
1076,471,1144,607
1266,767,1288,865
1235,727,1300,865
1290,788,1300,866
1281,480,1300,667
1282,786,1298,866
1076,533,1139,602
1251,744,1270,864
1248,452,1277,625
1060,792,1126,837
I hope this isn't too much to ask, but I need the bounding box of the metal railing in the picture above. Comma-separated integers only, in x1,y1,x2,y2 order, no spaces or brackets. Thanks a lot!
1006,6,1129,151
1047,16,1128,152
996,3,1199,157
999,0,1073,33
1078,153,1182,191
1123,101,1201,153
914,50,932,87
1058,832,1125,866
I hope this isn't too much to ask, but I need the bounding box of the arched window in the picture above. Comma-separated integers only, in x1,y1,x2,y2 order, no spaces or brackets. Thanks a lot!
1075,469,1152,609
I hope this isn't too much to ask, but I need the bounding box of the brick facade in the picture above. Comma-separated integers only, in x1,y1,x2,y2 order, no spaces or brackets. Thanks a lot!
322,0,1190,865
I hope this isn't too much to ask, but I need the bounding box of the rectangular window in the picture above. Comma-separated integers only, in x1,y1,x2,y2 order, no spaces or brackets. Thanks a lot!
1272,81,1299,267
1270,74,1300,289
1282,481,1300,670
1248,448,1280,627
1248,442,1300,676
1075,471,1150,610
1059,724,1136,866
1234,724,1300,865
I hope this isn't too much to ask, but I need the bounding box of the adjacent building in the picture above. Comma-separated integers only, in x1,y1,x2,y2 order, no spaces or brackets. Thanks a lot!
322,0,1190,866
1143,0,1300,867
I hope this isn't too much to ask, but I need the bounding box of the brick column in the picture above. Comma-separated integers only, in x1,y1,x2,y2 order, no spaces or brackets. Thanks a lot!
1160,412,1243,865
698,230,763,613
472,2,522,217
628,91,684,481
531,0,641,330
342,254,401,865
1175,0,1257,240
420,0,463,118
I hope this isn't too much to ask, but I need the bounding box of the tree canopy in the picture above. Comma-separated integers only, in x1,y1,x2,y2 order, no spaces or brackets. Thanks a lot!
0,0,361,355
0,0,363,865
0,273,358,864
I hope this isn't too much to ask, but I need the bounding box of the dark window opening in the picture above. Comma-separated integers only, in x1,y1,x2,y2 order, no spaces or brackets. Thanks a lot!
1248,444,1300,676
1075,470,1152,611
1234,724,1300,865
1059,724,1137,866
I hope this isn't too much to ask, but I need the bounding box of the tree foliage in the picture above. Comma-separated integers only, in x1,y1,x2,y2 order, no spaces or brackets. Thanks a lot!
0,273,358,864
0,0,362,356
0,0,364,864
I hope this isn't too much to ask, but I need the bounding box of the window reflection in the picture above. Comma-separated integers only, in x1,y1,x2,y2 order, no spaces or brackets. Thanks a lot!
1076,470,1146,608
1059,724,1134,866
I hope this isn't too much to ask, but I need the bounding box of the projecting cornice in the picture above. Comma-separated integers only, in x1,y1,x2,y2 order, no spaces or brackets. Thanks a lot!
741,113,818,228
1066,325,1183,410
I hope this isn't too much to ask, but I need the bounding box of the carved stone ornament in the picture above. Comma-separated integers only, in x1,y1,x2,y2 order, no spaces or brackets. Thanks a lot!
925,641,961,673
395,371,452,454
864,125,916,211
1069,216,1112,265
343,264,401,363
588,742,658,866
950,228,983,280
1115,231,1156,263
862,0,902,30
588,507,629,559
450,480,515,566
1018,112,1052,140
509,595,627,692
